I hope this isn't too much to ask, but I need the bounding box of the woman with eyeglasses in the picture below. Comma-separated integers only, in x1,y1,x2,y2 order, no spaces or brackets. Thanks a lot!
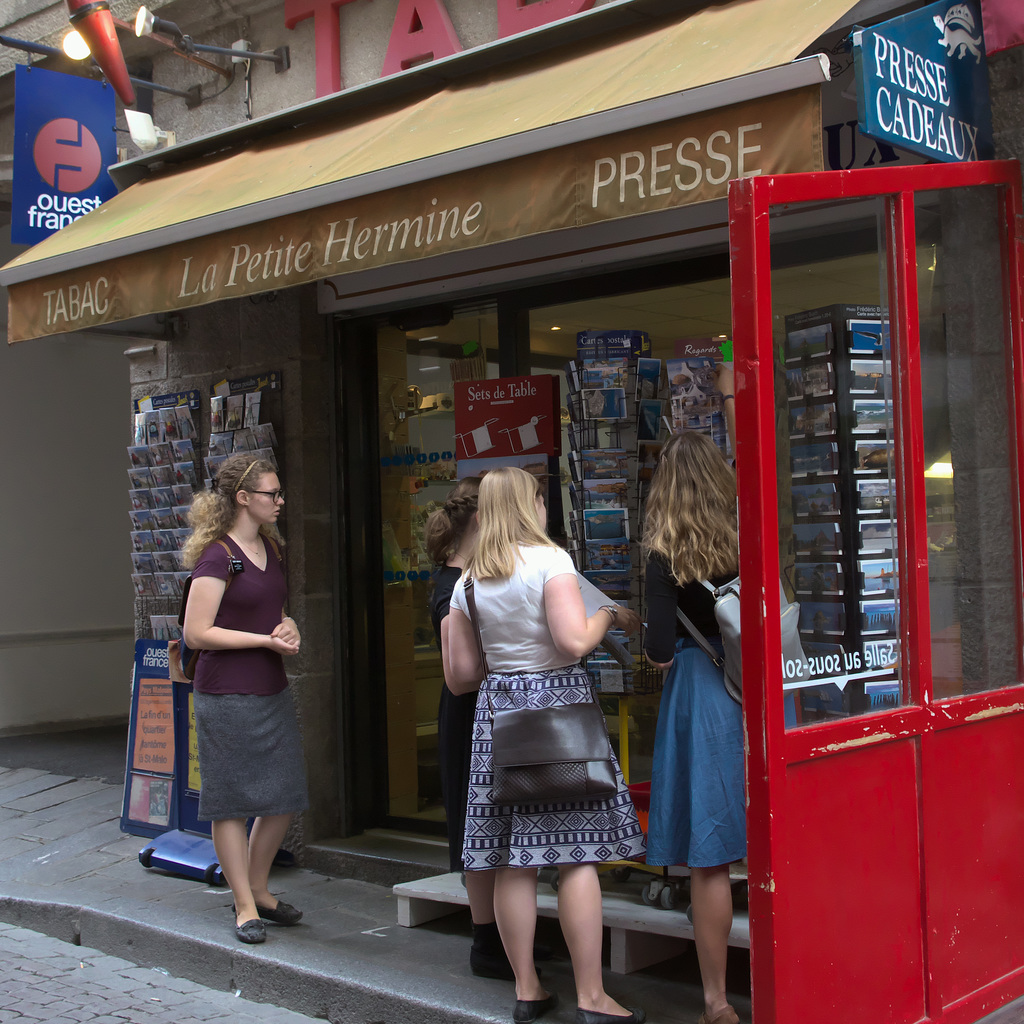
181,453,308,945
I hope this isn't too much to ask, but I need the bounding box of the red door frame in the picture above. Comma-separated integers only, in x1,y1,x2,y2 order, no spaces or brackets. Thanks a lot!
729,160,1024,1024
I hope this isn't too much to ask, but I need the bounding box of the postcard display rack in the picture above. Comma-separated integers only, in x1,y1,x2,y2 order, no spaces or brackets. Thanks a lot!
784,305,901,715
128,373,284,640
564,331,663,701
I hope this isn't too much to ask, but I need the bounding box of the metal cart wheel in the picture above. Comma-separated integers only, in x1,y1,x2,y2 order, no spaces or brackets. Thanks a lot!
641,878,664,906
660,883,681,910
138,847,153,868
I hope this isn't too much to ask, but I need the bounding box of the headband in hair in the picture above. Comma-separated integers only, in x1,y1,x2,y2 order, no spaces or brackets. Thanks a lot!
236,460,260,491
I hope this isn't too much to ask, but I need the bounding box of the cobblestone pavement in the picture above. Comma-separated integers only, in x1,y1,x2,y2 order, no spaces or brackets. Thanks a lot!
0,921,319,1024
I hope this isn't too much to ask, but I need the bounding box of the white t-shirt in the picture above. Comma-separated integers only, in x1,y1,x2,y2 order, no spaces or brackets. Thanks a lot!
449,545,579,673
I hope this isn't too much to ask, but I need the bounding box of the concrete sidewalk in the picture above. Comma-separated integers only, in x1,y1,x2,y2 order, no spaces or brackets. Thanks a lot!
0,763,732,1024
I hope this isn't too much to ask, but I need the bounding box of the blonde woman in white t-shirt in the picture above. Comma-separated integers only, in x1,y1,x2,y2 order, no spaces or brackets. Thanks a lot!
445,467,647,1024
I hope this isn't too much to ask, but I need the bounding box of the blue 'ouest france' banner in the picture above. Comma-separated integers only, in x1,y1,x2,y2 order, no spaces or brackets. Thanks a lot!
853,1,993,163
11,65,118,245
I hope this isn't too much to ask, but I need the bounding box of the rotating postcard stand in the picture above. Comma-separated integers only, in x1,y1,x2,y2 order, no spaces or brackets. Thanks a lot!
455,418,499,458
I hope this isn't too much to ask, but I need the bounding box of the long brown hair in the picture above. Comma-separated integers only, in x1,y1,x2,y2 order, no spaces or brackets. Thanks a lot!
642,431,737,584
424,477,480,564
464,467,555,580
181,453,284,568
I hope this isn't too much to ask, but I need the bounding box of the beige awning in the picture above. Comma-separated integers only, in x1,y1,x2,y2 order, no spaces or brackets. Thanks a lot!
2,0,858,341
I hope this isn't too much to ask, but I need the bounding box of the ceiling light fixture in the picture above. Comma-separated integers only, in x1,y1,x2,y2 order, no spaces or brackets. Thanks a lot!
134,5,290,72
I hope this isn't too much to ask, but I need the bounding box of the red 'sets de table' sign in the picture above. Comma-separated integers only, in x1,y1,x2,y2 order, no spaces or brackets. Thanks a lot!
454,375,561,459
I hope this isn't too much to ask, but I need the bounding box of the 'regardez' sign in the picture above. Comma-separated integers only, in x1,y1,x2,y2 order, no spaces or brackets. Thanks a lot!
12,65,117,245
852,1,993,163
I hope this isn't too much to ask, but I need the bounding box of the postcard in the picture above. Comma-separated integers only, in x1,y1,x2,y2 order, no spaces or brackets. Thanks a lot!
860,558,896,595
129,509,154,530
790,404,836,437
149,465,174,488
861,599,897,634
244,392,262,429
637,440,662,481
857,478,894,514
131,530,155,553
210,395,226,434
581,358,630,390
847,319,889,356
133,412,147,447
790,482,838,517
128,445,152,468
580,449,630,479
129,489,153,511
794,562,843,596
855,439,894,473
583,508,629,542
143,410,161,446
209,432,234,458
582,569,632,602
583,388,627,420
150,486,175,508
852,399,893,433
171,439,195,461
583,478,628,508
172,484,194,506
132,573,157,598
638,399,664,442
175,405,197,441
172,506,192,528
860,519,897,554
131,552,156,573
253,423,278,449
128,467,153,489
158,407,180,443
850,359,885,395
585,540,631,572
636,358,662,401
791,442,838,476
149,443,173,468
792,521,841,556
226,394,244,430
799,600,846,635
785,322,833,362
173,462,198,487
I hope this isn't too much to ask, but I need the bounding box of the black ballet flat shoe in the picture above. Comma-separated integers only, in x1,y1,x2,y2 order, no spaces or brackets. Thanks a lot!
575,1008,646,1024
255,899,303,926
234,917,267,944
514,993,558,1023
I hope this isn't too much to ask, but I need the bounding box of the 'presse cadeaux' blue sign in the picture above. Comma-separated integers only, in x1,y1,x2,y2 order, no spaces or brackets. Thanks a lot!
853,1,993,163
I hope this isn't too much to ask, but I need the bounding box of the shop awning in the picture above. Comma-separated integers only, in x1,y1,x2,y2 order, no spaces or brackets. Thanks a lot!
2,0,858,342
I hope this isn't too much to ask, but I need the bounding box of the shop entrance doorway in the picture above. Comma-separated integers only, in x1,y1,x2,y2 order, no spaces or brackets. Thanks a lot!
730,160,1024,1024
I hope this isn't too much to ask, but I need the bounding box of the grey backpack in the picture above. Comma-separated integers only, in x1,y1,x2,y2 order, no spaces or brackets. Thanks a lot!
676,576,809,704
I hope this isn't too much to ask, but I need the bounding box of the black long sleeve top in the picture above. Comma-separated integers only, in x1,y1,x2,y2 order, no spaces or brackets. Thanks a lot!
643,552,735,663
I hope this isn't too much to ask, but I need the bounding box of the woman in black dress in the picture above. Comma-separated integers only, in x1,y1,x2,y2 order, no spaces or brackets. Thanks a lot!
426,477,512,977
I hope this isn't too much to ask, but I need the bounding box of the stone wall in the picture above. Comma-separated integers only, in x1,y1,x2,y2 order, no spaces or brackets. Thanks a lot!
128,283,341,847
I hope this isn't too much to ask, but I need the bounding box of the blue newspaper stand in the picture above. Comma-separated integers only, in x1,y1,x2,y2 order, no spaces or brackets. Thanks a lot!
122,639,224,885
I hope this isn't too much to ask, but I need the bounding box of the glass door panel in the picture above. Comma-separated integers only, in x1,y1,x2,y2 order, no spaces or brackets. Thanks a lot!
767,198,905,726
914,188,1022,698
376,312,499,826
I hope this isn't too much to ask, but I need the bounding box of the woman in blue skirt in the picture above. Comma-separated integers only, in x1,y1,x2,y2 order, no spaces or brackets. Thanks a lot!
642,429,745,1024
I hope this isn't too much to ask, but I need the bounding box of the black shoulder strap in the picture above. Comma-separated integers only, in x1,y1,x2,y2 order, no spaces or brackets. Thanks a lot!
463,576,490,676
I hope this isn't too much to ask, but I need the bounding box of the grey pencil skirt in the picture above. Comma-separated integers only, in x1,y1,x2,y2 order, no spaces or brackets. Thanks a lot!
193,689,309,822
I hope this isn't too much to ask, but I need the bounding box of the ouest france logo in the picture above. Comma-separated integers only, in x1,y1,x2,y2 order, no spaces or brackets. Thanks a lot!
28,117,107,231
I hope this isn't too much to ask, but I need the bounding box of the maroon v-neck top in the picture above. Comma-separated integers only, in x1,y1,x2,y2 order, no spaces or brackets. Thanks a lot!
191,534,288,696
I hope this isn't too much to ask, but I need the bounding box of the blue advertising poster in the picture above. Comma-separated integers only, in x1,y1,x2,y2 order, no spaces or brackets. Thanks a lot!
853,1,993,163
11,65,117,245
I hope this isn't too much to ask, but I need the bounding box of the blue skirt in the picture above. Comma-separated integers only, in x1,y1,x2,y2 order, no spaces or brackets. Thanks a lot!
646,638,746,868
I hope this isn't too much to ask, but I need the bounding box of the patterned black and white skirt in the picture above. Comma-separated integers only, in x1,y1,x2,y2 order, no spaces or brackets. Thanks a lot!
463,665,646,871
